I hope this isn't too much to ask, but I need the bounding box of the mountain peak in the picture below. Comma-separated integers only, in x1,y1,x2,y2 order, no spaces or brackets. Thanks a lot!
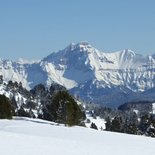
65,42,92,52
76,41,91,46
122,49,135,55
122,48,134,53
1,42,155,107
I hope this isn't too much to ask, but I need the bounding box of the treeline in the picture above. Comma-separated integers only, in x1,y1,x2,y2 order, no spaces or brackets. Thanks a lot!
0,94,13,119
0,77,85,126
86,102,155,137
1,75,155,137
105,114,155,137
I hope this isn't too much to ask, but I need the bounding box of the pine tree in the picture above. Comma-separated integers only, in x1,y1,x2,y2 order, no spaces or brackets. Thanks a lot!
105,117,112,131
17,106,30,117
90,122,98,130
111,117,122,132
0,95,12,119
0,75,3,84
43,91,85,126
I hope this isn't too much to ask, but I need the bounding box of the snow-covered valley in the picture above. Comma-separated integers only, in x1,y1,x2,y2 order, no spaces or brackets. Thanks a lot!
0,117,155,155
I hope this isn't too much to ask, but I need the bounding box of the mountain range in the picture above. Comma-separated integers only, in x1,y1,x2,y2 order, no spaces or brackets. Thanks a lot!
1,42,155,107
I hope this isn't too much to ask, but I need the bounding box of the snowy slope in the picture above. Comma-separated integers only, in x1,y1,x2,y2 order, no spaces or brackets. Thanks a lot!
1,42,155,107
0,59,29,89
85,115,106,130
0,81,26,106
0,80,41,116
152,103,155,114
0,117,155,155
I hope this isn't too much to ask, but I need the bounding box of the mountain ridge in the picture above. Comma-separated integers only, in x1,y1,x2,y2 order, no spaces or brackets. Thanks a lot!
1,42,155,107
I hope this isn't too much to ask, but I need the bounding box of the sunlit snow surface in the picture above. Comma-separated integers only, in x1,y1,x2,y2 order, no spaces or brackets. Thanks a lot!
152,103,155,114
0,117,155,155
85,113,106,130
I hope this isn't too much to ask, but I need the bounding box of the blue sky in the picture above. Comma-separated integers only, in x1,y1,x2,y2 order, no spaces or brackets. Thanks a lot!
0,0,155,60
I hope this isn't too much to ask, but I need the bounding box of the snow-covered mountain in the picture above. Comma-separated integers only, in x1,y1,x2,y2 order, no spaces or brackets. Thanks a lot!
1,42,155,107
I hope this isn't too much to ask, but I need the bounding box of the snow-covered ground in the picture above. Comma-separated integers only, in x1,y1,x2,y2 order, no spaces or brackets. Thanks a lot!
85,111,106,130
152,103,155,114
0,117,155,155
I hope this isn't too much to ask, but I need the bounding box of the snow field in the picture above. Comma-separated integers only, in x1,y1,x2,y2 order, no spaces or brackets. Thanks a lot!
0,117,155,155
